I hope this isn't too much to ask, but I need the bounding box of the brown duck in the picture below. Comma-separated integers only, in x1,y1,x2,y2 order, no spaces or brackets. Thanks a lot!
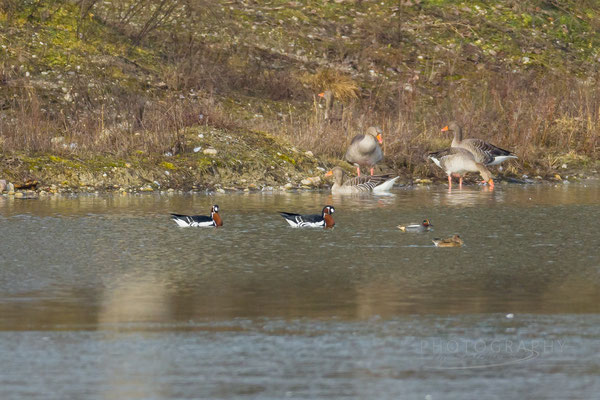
432,235,464,247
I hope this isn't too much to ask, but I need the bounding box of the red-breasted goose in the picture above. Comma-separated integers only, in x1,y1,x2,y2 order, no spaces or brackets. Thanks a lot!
171,205,223,227
279,205,335,228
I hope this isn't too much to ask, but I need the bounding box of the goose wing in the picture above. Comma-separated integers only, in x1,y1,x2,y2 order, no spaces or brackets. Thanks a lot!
342,174,392,191
460,138,515,164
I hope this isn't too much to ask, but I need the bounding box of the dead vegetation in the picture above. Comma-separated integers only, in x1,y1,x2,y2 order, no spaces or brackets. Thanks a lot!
0,0,598,180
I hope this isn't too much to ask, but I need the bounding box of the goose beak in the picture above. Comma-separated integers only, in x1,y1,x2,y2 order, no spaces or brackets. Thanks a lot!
325,170,333,177
376,133,383,144
482,179,495,188
441,125,449,132
318,92,325,97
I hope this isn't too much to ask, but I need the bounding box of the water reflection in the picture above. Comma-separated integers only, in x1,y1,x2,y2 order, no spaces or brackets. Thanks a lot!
0,182,599,327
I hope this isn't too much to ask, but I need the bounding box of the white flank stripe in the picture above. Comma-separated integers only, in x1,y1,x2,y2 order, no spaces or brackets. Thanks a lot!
373,176,399,193
487,155,518,166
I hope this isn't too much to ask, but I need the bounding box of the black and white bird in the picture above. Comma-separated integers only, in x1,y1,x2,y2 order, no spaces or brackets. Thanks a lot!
279,205,335,228
170,204,223,227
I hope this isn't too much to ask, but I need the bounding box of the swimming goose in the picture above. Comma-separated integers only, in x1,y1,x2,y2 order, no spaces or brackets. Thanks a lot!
442,122,517,166
432,234,464,247
345,126,383,176
325,166,398,194
279,205,335,228
428,147,494,189
398,219,433,232
171,205,223,227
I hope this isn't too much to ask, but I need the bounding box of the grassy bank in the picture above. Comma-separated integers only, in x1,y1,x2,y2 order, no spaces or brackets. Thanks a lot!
1,0,598,191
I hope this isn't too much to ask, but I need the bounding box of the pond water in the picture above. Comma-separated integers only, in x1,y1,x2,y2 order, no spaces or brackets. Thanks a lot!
1,182,599,399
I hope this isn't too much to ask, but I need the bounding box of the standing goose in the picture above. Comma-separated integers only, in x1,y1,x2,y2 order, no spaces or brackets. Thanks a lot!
428,147,494,189
345,126,383,176
279,205,335,228
318,90,334,121
171,204,223,227
325,167,398,194
442,122,517,166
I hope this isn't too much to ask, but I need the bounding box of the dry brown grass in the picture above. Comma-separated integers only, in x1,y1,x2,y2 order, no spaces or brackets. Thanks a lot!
252,69,598,175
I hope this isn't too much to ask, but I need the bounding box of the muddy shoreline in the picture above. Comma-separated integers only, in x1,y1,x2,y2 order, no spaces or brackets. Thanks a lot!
1,154,596,198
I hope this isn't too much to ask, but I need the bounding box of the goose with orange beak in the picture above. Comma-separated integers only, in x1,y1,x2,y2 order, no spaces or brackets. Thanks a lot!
325,166,397,194
441,121,517,166
428,147,494,189
345,126,383,176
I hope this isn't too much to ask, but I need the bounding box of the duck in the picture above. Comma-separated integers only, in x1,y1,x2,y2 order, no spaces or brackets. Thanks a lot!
345,126,383,176
432,234,464,247
442,122,517,166
279,205,335,228
170,204,223,227
398,219,433,232
325,166,398,194
428,147,494,189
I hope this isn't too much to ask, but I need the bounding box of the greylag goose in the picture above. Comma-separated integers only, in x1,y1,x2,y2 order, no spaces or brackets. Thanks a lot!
325,166,398,194
345,126,383,176
318,90,334,120
442,122,517,166
428,147,494,189
397,219,433,232
432,234,464,247
171,205,223,227
279,205,335,229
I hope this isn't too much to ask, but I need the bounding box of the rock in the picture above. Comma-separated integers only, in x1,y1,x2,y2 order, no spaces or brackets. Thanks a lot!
304,150,314,157
301,176,321,186
203,148,218,155
6,182,15,193
283,182,294,190
0,180,6,192
14,192,24,198
216,188,225,193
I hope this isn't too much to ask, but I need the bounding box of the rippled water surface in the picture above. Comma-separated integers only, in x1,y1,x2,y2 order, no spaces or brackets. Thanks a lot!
1,182,599,399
